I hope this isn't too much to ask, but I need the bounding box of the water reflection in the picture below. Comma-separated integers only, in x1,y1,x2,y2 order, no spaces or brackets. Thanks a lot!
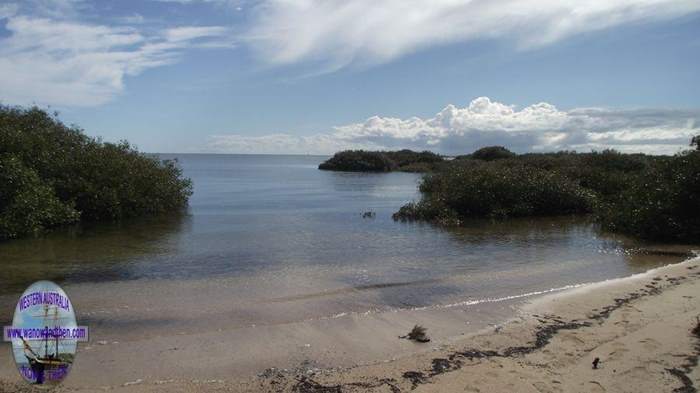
337,216,695,310
0,154,695,317
0,214,189,294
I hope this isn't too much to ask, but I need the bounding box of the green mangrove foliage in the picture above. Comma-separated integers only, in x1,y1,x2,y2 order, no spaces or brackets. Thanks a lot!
318,149,444,172
0,105,193,240
393,145,700,243
596,150,700,242
460,145,517,161
393,160,596,223
0,154,80,239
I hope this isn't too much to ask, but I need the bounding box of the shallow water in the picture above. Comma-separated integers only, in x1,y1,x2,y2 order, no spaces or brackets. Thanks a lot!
0,154,694,326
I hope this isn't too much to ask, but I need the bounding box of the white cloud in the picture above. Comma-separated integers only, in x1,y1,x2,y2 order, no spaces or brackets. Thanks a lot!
153,0,243,5
165,26,229,42
0,15,233,106
206,97,700,155
206,133,377,155
0,3,19,19
18,0,87,19
115,13,146,25
163,26,235,48
246,0,700,68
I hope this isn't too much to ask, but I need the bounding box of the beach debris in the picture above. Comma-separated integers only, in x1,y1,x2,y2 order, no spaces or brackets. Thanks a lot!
292,375,401,393
592,357,600,369
293,376,342,393
693,316,700,337
258,368,280,378
400,325,430,343
123,378,143,386
402,371,427,388
190,379,222,384
431,358,460,374
362,211,376,218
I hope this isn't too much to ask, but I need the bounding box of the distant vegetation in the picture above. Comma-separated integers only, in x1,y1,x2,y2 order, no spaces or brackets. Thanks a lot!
0,105,193,240
318,149,444,172
391,144,699,243
457,145,517,161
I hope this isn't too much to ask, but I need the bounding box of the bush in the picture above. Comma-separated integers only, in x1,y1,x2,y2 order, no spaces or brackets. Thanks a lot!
319,149,443,172
559,150,652,199
394,144,699,243
0,105,193,239
454,150,653,200
597,151,700,242
319,150,396,172
0,154,79,238
393,161,596,223
383,150,443,167
470,146,516,161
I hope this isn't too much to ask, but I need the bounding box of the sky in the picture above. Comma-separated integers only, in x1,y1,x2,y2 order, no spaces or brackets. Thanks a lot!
0,0,699,155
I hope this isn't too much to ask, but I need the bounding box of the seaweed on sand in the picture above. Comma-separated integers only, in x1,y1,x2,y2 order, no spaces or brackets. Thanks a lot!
400,325,430,343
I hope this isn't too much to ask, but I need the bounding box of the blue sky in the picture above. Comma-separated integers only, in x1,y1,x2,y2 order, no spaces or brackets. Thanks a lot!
0,0,699,154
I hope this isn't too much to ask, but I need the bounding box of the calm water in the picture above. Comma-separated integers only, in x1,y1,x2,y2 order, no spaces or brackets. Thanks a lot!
0,154,693,321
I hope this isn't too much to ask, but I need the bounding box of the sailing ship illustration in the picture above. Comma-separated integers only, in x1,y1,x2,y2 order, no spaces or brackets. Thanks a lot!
19,303,74,384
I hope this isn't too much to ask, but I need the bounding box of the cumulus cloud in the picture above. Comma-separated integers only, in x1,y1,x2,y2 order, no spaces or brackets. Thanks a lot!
207,97,700,155
0,12,233,106
246,0,700,68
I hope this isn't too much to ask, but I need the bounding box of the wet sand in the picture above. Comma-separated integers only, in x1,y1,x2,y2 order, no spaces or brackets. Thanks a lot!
1,257,698,392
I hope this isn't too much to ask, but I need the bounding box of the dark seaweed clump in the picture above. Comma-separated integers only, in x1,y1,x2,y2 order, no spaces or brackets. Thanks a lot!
401,325,430,343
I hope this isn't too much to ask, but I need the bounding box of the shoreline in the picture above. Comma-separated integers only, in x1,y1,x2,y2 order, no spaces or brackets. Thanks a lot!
248,256,700,393
1,257,698,392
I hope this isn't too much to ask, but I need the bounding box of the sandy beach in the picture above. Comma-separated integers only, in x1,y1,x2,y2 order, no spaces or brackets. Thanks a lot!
1,256,698,393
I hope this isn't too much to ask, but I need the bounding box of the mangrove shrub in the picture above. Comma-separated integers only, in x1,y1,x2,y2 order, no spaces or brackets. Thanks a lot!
393,161,596,223
597,151,700,242
319,149,443,172
0,105,193,240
